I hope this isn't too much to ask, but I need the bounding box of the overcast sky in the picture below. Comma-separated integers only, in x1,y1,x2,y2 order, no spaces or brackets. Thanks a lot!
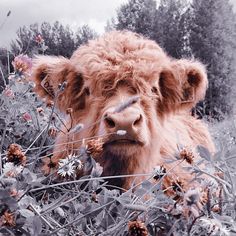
0,0,128,49
0,0,235,49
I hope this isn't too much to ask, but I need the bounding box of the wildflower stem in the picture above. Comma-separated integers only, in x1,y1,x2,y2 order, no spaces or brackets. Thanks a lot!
24,125,48,155
0,64,6,87
30,93,58,170
30,172,153,193
132,159,185,203
0,122,8,175
192,165,232,189
187,213,205,235
49,200,115,235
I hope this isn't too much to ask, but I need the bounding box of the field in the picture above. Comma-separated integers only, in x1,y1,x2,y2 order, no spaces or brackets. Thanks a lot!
0,55,236,236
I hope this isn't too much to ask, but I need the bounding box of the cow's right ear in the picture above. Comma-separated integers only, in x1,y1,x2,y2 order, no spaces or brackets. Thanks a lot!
31,56,85,112
172,59,208,111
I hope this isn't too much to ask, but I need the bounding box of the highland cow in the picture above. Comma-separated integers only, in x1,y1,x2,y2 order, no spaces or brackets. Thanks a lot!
31,31,215,190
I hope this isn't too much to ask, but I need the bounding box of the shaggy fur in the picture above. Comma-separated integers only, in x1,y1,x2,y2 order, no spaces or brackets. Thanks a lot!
31,31,215,190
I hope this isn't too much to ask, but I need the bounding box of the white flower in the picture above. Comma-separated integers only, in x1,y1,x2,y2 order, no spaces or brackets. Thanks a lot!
3,162,23,177
57,157,75,177
198,217,230,236
75,159,83,170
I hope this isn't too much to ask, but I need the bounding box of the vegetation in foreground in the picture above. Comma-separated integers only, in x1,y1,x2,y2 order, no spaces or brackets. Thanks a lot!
0,49,236,236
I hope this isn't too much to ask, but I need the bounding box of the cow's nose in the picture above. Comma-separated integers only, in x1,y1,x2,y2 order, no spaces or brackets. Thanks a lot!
104,110,143,133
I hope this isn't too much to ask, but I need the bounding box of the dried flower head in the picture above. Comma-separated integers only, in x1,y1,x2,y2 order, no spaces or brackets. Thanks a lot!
7,143,26,166
86,138,104,158
3,88,14,98
36,107,44,115
182,188,204,218
171,178,184,201
0,211,15,227
66,108,73,114
162,175,184,201
128,220,148,236
179,147,195,165
57,155,76,177
9,188,23,199
41,157,57,175
22,112,32,122
3,162,24,177
153,165,166,180
196,217,230,236
75,159,83,170
48,126,58,138
12,54,32,76
35,34,44,44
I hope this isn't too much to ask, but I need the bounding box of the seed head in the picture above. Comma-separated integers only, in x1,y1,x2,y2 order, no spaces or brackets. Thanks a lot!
153,165,166,180
179,147,194,165
86,138,104,158
7,143,26,166
128,220,148,236
0,211,15,227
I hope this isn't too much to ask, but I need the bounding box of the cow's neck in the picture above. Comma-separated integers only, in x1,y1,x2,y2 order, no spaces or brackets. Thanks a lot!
97,150,141,189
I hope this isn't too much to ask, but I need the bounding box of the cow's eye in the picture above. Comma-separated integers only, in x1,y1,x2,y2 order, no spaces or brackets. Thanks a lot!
151,86,158,94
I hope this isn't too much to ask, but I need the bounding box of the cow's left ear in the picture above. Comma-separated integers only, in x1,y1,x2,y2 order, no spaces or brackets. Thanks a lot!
172,59,208,111
31,55,86,112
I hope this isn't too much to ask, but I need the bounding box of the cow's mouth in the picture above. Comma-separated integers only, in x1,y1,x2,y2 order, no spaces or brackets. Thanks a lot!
103,138,144,147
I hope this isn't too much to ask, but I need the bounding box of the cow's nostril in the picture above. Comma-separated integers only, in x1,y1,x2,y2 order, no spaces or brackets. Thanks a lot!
133,114,143,126
104,116,116,128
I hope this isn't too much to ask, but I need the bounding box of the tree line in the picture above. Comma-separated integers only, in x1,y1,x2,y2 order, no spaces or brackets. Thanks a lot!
1,0,236,120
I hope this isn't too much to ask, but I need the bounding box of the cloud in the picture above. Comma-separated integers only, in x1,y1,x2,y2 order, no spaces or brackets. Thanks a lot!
0,0,128,48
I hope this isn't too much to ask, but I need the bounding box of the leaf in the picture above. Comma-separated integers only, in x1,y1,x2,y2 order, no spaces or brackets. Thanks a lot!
18,196,35,209
31,216,42,236
197,145,212,161
141,180,153,190
18,209,35,218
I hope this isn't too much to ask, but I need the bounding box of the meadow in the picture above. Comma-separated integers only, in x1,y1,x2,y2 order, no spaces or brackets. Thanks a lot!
0,52,236,236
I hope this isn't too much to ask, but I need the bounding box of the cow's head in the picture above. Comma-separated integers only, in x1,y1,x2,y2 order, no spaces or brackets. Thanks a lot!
31,31,208,188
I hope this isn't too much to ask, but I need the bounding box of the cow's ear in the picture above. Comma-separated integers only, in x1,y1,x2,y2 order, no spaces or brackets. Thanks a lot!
173,59,208,111
31,55,85,112
157,69,182,114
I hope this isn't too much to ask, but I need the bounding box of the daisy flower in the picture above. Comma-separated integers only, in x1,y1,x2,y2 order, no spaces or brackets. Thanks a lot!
57,155,76,177
3,162,23,177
